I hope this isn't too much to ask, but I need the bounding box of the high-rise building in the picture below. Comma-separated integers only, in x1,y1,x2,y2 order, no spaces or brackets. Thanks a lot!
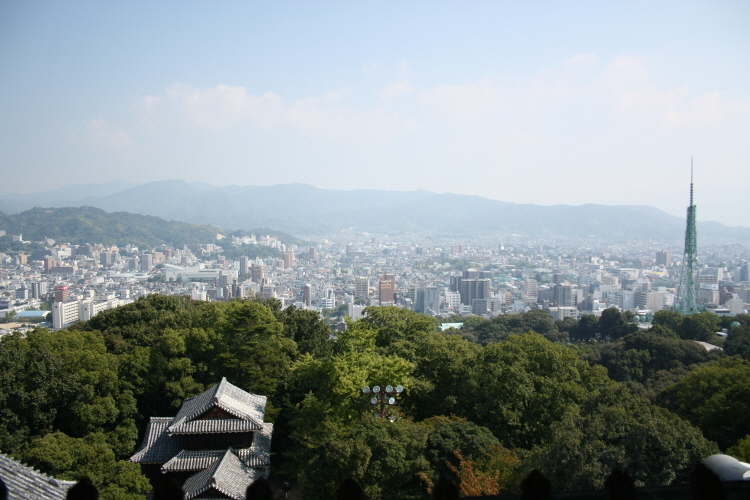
141,253,154,272
355,277,370,298
100,252,113,268
53,300,79,329
459,278,490,305
303,284,312,306
635,290,664,311
251,264,264,284
44,256,59,274
30,282,47,299
309,246,317,260
240,256,250,276
415,286,440,314
739,262,749,283
655,250,671,267
524,278,538,298
283,251,294,269
319,288,335,309
463,268,480,279
674,161,700,315
55,285,69,303
379,273,395,305
553,284,575,307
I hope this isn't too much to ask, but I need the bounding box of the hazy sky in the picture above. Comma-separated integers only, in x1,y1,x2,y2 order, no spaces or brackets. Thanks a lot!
2,1,749,226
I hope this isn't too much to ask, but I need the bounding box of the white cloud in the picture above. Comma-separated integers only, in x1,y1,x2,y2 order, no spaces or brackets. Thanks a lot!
74,119,133,148
418,54,750,132
421,79,509,121
381,81,414,99
138,83,417,143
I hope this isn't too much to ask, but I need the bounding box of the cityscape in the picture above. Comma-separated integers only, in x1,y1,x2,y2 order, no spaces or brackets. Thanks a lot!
1,203,748,333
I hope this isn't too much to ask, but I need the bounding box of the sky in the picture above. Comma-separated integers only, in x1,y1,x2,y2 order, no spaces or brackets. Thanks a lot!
1,1,749,227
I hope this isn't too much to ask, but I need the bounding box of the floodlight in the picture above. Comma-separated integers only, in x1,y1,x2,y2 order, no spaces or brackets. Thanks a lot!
396,385,404,393
386,385,394,393
370,397,378,405
362,386,370,394
388,397,396,405
373,386,381,393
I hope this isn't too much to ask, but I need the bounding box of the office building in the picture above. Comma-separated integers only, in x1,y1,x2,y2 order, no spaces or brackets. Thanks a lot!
355,276,370,298
283,251,294,269
459,278,490,305
379,273,395,305
54,285,69,303
655,250,671,267
240,256,250,276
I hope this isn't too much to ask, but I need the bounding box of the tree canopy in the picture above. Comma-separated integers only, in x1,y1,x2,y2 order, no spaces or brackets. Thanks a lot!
0,296,731,498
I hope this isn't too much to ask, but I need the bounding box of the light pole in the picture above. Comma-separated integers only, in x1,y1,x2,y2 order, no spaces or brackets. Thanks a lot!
362,384,404,419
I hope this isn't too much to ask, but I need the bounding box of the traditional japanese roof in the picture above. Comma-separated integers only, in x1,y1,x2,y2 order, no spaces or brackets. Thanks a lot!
181,449,263,500
130,417,182,464
0,453,74,500
169,418,260,435
167,378,266,435
243,423,272,468
161,423,273,472
162,450,225,473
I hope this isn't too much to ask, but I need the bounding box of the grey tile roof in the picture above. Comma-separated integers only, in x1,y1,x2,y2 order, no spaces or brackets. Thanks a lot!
182,449,262,500
162,450,224,472
0,453,74,500
169,418,260,435
168,378,266,435
161,423,273,472
130,417,182,464
244,423,272,468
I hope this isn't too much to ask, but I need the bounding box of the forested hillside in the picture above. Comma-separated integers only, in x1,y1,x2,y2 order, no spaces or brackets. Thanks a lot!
0,207,225,248
1,297,748,499
0,207,299,259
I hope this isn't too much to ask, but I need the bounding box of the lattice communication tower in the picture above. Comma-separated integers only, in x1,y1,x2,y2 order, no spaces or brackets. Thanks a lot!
673,158,699,315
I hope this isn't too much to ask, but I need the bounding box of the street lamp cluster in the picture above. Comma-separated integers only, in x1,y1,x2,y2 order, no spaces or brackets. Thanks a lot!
362,384,403,419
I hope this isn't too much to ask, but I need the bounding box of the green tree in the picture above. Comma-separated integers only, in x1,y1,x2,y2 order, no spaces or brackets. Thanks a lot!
598,307,638,340
0,328,138,456
207,300,296,399
724,325,750,359
402,332,481,420
573,314,600,340
657,358,750,450
20,431,151,500
727,434,750,462
652,310,683,334
291,416,431,500
279,306,334,358
523,383,719,491
678,312,720,342
356,306,436,360
464,333,609,449
424,421,499,478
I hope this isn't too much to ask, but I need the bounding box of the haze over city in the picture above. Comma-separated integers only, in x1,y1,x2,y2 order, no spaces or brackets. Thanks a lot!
1,1,749,227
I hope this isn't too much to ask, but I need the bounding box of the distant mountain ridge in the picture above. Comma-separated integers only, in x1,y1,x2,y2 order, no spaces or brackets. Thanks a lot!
1,181,748,241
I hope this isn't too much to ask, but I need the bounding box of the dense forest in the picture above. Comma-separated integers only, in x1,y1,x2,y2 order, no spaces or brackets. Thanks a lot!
1,297,749,499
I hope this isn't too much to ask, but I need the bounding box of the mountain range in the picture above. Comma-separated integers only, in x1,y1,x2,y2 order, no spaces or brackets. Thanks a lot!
1,180,748,242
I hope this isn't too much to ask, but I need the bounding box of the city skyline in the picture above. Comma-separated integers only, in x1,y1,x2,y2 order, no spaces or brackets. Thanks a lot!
1,1,749,226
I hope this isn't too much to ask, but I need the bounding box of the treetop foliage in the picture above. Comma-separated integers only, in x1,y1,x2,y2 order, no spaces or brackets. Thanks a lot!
0,297,730,499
